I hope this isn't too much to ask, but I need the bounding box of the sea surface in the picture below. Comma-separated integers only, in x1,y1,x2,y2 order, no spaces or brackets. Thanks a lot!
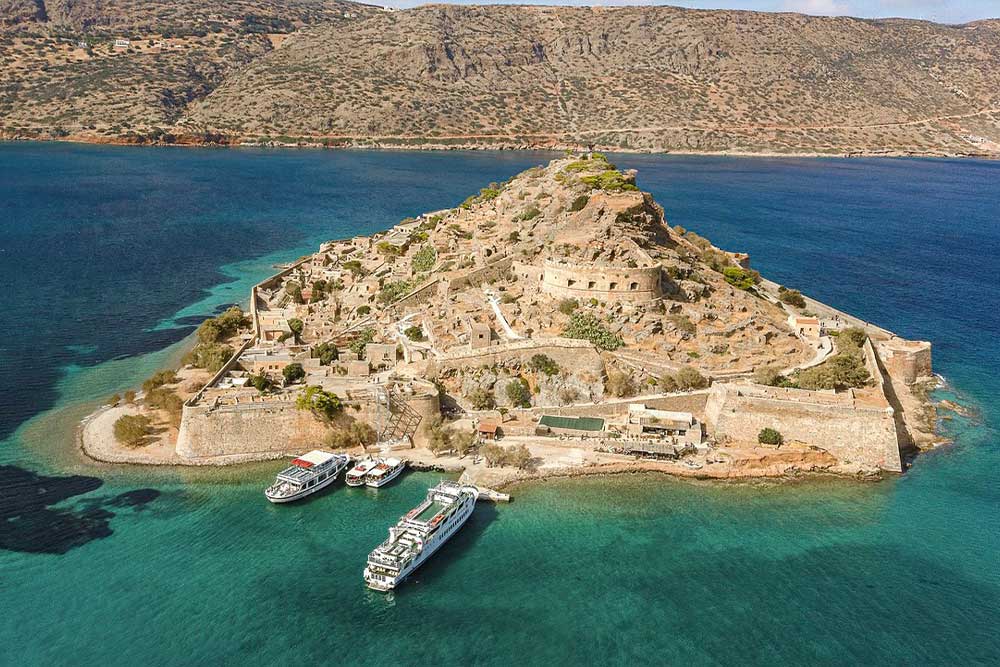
0,143,997,665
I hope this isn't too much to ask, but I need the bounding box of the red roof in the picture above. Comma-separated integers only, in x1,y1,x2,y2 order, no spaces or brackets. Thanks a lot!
291,458,314,468
478,422,498,434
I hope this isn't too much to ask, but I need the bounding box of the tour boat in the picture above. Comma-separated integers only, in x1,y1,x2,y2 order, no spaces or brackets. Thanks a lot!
365,457,406,488
264,450,350,503
345,457,378,487
364,481,479,590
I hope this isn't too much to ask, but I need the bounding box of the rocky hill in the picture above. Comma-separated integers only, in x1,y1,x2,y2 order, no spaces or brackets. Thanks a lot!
3,2,999,155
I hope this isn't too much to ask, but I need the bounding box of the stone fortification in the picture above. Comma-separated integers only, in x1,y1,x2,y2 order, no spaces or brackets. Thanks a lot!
512,260,662,304
176,399,329,460
876,339,933,385
704,383,903,472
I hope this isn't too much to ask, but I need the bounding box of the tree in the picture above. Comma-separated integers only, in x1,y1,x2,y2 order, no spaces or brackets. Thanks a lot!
144,387,184,427
796,353,869,390
674,366,709,390
412,245,437,272
723,266,755,290
468,388,496,410
313,342,339,365
481,442,506,467
282,363,305,384
758,428,784,446
285,282,303,303
109,393,121,406
529,354,559,376
658,374,678,392
196,318,224,344
349,329,375,357
507,444,532,469
505,379,532,408
142,369,177,392
287,318,304,341
114,414,152,447
326,420,377,450
124,389,136,403
249,374,273,392
753,365,785,387
839,326,868,348
605,369,635,398
452,429,477,457
779,289,807,308
404,325,425,341
184,343,233,374
296,386,342,421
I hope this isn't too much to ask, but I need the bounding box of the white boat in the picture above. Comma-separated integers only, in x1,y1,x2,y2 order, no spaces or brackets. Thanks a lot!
264,450,350,503
365,457,406,488
345,457,378,487
364,481,479,590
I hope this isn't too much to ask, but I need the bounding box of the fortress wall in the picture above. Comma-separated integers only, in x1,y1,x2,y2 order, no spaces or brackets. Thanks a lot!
876,339,933,385
437,338,602,373
389,277,440,311
540,261,661,304
176,401,329,460
445,256,513,293
704,384,902,471
534,391,710,420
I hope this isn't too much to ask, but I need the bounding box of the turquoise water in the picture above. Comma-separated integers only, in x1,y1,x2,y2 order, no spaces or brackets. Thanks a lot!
1,145,998,664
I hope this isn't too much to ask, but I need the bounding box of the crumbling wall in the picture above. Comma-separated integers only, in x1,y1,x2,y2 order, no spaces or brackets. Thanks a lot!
176,401,328,460
704,384,902,471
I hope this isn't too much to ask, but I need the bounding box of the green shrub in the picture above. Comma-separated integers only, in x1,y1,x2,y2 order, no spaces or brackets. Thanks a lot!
313,342,338,365
249,374,273,392
468,388,496,410
142,369,177,392
564,312,624,351
296,386,342,421
579,170,638,192
378,280,413,305
356,305,371,316
758,428,784,446
558,298,579,315
753,366,785,387
779,289,807,308
796,353,869,390
568,195,589,212
514,207,540,222
183,343,233,374
349,329,375,357
505,379,532,408
669,314,696,336
674,366,709,390
342,260,365,276
839,326,869,348
282,363,305,384
114,414,152,447
404,325,425,341
723,266,756,290
411,245,437,272
529,354,559,376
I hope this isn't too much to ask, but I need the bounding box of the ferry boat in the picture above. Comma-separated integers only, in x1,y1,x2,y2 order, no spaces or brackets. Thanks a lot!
365,457,406,488
364,481,479,590
264,450,350,503
345,457,378,487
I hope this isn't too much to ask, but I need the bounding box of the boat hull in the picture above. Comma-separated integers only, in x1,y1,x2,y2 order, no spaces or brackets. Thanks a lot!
265,463,343,503
365,465,405,488
364,490,477,590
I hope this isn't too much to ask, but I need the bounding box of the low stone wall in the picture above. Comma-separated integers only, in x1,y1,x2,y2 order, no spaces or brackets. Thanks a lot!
704,383,902,472
532,391,711,420
443,256,513,294
437,337,599,370
176,400,329,460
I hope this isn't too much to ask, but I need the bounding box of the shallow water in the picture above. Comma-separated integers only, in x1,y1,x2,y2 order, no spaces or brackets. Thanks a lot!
0,144,997,665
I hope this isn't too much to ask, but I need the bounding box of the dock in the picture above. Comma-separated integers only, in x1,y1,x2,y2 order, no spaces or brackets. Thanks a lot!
475,487,511,503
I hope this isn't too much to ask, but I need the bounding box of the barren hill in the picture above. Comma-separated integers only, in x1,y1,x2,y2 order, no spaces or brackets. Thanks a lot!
3,2,1000,155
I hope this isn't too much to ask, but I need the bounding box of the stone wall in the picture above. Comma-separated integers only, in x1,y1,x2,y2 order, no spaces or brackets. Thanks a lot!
437,337,601,372
442,256,513,294
704,383,902,471
535,260,661,303
533,391,711,420
876,339,933,385
176,401,329,460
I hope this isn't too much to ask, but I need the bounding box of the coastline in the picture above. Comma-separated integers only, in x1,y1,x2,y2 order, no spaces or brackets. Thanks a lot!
1,134,996,161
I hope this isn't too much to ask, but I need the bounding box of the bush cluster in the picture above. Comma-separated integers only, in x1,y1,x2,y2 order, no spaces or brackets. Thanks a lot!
564,312,624,351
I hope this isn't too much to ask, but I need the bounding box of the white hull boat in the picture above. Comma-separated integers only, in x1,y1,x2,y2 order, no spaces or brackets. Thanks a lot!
365,458,406,488
265,451,351,503
364,481,479,590
345,458,378,487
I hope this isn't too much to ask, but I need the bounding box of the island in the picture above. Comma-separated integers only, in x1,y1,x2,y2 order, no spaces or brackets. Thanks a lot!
82,154,939,486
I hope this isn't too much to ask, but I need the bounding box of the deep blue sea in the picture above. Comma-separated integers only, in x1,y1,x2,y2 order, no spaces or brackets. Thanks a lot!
1,143,997,665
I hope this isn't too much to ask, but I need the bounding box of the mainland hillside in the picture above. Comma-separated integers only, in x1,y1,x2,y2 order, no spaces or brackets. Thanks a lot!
2,1,999,156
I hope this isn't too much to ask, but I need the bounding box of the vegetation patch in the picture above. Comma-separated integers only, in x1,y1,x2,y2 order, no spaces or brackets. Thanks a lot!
564,312,624,351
